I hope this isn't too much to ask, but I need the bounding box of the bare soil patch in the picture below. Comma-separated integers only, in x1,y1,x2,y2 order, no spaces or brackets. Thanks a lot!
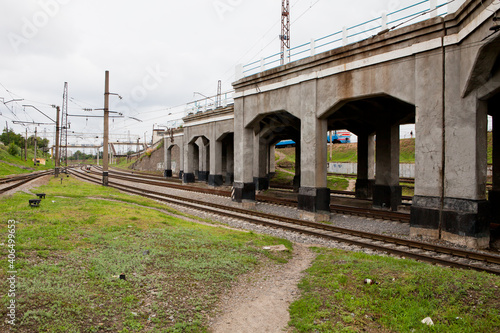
209,243,317,333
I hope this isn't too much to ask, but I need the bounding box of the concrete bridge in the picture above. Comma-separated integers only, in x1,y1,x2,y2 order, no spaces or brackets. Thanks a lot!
163,0,500,249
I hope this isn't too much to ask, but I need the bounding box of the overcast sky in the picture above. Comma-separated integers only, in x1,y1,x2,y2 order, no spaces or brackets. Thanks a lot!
0,0,454,148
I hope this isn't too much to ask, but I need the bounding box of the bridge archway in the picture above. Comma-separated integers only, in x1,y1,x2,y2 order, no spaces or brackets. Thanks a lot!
251,111,301,191
183,135,209,183
164,142,182,178
324,93,416,210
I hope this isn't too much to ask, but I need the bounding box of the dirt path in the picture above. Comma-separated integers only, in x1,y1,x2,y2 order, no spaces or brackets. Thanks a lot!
274,150,295,176
210,244,316,333
346,179,356,192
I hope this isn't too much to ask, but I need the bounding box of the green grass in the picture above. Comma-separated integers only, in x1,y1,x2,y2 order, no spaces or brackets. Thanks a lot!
289,248,500,332
271,169,294,185
0,177,292,332
327,176,349,191
0,144,54,177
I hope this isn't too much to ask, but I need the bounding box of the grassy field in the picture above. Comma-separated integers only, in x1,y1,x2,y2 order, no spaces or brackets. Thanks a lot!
324,139,416,163
1,173,499,332
0,177,291,332
0,144,54,177
289,248,500,332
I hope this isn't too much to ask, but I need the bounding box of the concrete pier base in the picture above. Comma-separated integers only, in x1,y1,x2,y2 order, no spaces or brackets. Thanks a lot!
179,171,184,180
208,174,224,187
164,169,173,178
198,171,209,182
410,196,491,249
298,187,330,213
232,182,256,202
373,185,402,211
355,179,375,199
254,177,269,191
441,198,490,249
410,196,441,239
293,175,300,193
183,173,195,184
225,172,234,186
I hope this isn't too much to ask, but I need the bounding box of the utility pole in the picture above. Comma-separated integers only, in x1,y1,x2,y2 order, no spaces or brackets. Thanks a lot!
280,0,291,66
54,106,61,177
60,82,69,168
103,70,110,186
34,127,37,166
24,129,28,161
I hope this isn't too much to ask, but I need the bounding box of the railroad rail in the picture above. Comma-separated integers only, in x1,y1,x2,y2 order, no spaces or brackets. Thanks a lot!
0,170,54,195
84,166,411,222
70,168,500,276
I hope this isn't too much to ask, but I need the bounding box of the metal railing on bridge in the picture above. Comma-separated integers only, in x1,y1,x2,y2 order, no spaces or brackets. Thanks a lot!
239,0,449,78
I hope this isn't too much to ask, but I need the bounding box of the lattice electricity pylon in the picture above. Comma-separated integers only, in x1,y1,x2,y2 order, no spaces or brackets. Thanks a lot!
60,82,69,167
280,0,290,66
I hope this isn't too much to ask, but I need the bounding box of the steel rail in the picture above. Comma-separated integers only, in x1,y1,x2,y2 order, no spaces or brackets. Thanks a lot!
70,168,500,275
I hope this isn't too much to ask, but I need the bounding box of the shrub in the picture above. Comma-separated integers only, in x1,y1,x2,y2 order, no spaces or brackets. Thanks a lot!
7,142,20,156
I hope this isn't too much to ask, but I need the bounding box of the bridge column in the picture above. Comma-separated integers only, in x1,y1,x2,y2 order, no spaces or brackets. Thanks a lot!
441,96,489,248
298,117,330,215
232,98,255,202
194,143,200,179
209,139,223,186
198,140,209,182
355,133,375,199
293,141,301,192
178,136,184,179
164,144,173,178
373,124,402,211
253,133,269,191
411,50,445,240
183,141,196,183
269,144,276,177
163,136,172,178
226,139,234,185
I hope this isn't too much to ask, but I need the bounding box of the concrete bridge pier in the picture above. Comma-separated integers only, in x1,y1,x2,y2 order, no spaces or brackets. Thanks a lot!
183,141,196,183
164,137,173,178
253,133,269,191
178,136,184,179
293,141,301,192
355,133,375,199
225,138,234,185
268,144,276,177
440,96,489,248
373,124,402,211
198,139,209,182
194,142,200,180
208,138,224,186
298,116,330,218
233,103,255,202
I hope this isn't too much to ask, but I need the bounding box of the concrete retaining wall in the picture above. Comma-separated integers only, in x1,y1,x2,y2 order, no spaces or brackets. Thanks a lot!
327,162,416,178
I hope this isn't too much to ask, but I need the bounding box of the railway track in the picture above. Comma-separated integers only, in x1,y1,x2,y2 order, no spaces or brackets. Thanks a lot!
85,166,411,223
0,170,53,195
70,168,500,276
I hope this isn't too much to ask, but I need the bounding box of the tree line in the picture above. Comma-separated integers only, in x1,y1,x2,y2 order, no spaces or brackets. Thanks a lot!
1,129,50,156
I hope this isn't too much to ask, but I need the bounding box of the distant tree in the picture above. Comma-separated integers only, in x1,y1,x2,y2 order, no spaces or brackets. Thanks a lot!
7,142,20,156
0,129,24,147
